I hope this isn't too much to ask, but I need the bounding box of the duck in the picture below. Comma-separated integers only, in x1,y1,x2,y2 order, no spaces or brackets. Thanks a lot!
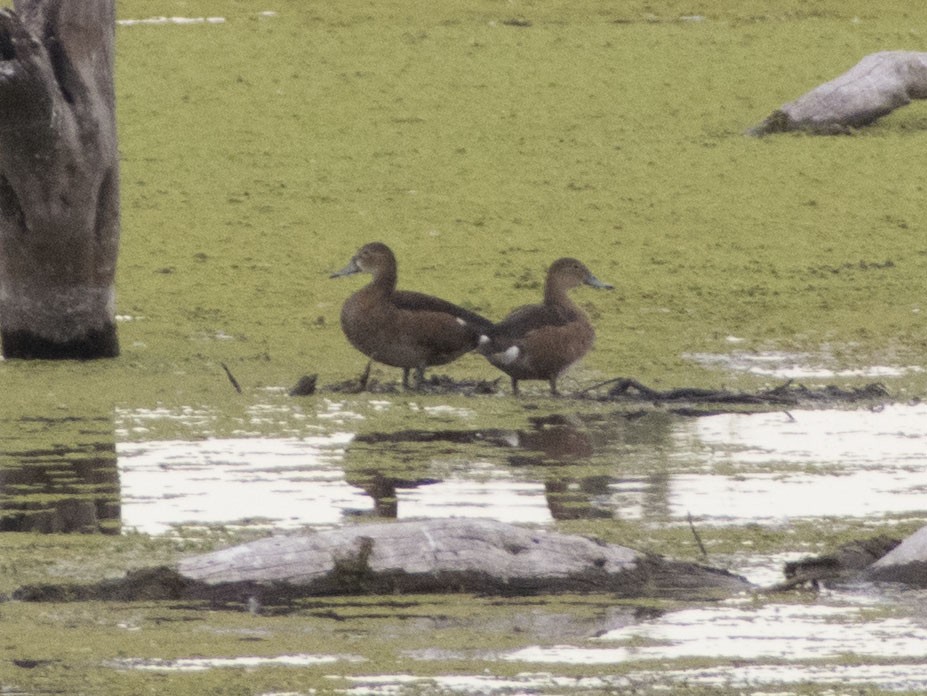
331,242,493,388
478,257,612,395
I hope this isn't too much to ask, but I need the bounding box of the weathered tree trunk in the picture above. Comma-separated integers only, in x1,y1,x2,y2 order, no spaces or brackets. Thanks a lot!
0,1,119,359
749,51,927,135
12,519,752,605
175,518,751,599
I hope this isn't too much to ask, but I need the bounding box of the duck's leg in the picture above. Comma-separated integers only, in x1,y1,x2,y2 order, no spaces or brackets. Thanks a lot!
359,361,372,391
511,377,520,396
402,366,427,390
548,377,559,396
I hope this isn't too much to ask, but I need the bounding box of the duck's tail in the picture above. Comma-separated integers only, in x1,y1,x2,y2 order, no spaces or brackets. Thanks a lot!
477,333,520,365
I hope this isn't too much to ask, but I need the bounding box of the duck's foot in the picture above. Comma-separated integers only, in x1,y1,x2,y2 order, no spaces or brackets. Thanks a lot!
325,362,394,394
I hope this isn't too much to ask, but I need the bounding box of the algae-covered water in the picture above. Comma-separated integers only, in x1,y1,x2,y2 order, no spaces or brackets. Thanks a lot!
3,1,927,694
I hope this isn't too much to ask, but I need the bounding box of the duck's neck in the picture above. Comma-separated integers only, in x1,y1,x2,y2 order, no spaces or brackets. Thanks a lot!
544,279,570,307
544,279,583,319
368,265,398,297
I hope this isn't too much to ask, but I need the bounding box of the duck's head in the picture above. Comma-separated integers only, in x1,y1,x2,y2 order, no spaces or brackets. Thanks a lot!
331,242,396,278
547,257,613,291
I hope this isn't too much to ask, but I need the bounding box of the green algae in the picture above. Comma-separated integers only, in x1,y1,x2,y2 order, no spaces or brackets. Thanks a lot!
99,0,927,410
1,1,927,694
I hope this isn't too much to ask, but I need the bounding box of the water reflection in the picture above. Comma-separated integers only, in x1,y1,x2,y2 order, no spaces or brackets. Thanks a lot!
0,416,119,533
673,404,927,524
344,412,675,523
116,434,370,535
111,408,679,533
109,402,927,537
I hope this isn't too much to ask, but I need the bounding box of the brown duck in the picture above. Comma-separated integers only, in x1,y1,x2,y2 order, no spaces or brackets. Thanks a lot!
331,242,493,388
478,258,612,395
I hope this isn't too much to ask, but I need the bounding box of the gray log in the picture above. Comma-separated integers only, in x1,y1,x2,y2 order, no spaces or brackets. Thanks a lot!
749,51,927,135
864,524,927,585
176,518,750,600
0,1,119,358
13,519,752,606
11,519,751,604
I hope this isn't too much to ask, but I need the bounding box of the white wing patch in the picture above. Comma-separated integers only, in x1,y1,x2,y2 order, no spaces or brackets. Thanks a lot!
497,345,520,365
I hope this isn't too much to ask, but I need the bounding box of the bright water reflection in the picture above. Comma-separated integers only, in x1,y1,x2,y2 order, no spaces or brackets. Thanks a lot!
334,663,927,694
512,601,927,662
110,402,927,536
116,434,370,534
327,591,927,693
670,403,927,525
495,594,927,693
396,477,553,524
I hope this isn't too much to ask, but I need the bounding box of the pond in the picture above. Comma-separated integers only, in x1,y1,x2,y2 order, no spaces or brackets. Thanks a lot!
108,400,927,557
3,388,927,694
4,1,927,694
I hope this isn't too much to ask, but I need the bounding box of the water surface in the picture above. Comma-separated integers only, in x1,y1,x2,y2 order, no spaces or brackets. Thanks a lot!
107,401,927,553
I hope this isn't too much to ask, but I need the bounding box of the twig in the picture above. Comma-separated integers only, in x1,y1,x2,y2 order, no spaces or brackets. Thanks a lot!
575,377,629,396
577,377,661,398
220,362,242,393
687,512,708,560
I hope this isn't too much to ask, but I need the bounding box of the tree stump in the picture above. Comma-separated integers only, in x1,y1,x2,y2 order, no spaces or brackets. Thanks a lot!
749,51,927,135
0,1,119,359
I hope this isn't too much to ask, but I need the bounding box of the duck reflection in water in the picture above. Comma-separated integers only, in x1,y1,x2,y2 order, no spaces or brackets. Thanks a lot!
343,412,677,523
344,415,615,522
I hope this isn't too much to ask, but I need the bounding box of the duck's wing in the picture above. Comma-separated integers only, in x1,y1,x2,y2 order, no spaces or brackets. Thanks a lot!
392,290,494,330
490,303,575,340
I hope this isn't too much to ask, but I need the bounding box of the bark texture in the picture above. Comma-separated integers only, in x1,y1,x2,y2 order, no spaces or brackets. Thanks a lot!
0,0,119,358
749,51,927,135
13,519,751,605
175,519,750,599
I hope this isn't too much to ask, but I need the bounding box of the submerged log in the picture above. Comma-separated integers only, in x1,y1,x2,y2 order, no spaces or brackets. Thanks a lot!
762,535,901,592
762,530,927,592
0,1,120,358
749,51,927,135
13,519,750,605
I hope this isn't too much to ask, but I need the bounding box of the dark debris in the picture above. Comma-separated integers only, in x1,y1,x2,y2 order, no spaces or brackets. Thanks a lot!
293,370,896,410
578,377,893,409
